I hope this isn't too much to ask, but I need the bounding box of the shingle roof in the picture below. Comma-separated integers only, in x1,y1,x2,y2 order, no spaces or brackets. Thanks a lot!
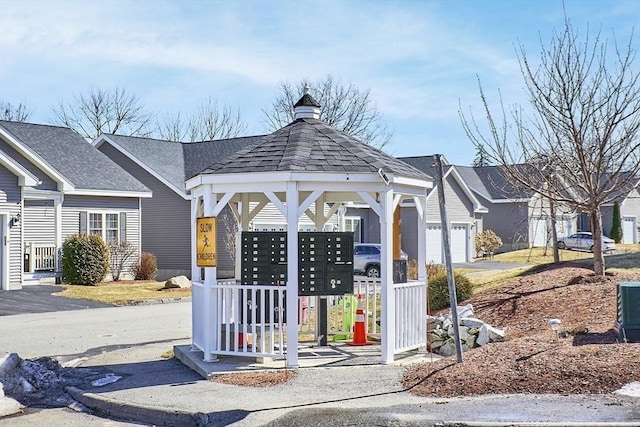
104,134,187,192
0,120,150,193
201,118,430,180
104,134,266,191
398,155,452,194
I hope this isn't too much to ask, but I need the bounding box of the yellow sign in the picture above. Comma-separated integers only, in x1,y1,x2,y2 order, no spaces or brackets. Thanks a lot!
196,217,217,267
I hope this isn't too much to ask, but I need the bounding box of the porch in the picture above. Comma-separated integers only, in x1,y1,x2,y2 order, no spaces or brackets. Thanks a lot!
23,243,60,285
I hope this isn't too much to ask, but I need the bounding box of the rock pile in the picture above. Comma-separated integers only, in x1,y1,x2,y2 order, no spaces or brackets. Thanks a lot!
428,305,506,356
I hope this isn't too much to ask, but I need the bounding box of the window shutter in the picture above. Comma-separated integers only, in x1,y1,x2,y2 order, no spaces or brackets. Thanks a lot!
120,212,127,241
79,211,87,234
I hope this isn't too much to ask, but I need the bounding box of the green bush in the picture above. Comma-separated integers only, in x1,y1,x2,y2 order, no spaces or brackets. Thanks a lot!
428,272,474,311
62,234,109,285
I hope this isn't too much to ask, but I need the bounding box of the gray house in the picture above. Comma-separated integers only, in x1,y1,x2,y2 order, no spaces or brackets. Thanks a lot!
0,120,151,290
93,134,263,279
345,155,487,263
583,174,640,245
456,165,578,251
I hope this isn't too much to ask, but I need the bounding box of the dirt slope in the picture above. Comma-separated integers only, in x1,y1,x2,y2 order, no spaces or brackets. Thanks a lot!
403,265,640,397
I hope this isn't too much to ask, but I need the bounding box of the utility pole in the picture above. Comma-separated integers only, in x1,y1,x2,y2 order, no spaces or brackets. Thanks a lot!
433,154,463,363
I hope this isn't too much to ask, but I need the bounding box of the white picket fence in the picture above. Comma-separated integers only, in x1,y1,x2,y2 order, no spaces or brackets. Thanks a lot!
192,278,427,360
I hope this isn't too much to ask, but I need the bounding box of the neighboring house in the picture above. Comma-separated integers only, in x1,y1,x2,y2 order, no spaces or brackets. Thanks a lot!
93,134,264,279
345,155,487,263
456,165,578,251
399,156,487,263
0,120,151,290
580,175,640,245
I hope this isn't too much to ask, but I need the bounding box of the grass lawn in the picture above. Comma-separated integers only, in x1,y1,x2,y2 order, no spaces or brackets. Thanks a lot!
469,244,640,291
55,280,192,305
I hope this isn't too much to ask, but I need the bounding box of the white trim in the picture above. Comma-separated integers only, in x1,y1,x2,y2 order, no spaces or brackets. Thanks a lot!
0,214,8,290
94,134,188,200
0,126,73,191
65,189,152,198
0,150,39,187
86,211,123,243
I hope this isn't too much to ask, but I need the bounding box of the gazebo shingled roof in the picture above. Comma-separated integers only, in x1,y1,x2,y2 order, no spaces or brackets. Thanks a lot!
197,118,431,181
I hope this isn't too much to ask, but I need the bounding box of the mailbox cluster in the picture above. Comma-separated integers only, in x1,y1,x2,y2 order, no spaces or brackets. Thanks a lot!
240,231,354,296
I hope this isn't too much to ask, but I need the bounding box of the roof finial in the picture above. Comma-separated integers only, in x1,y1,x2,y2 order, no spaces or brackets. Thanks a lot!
303,83,311,95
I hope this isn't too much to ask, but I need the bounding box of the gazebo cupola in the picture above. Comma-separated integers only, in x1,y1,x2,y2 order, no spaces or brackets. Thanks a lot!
293,84,321,120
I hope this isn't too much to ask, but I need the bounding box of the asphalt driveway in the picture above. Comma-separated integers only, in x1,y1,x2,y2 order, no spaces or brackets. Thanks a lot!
0,285,112,316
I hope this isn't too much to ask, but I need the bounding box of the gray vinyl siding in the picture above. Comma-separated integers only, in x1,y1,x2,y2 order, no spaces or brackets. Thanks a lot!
1,166,23,288
425,176,474,223
482,200,530,251
97,143,192,275
401,207,419,260
62,195,140,242
0,138,58,191
345,207,380,243
24,200,55,245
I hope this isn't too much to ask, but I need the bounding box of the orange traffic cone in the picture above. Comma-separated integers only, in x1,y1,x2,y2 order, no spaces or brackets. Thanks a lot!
347,294,373,346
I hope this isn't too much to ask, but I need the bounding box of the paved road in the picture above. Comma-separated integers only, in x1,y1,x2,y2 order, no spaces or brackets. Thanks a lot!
0,285,112,316
1,300,192,361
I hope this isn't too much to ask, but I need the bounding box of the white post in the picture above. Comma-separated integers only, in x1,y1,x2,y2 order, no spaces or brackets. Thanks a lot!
417,196,427,282
380,187,395,363
190,196,199,350
203,186,218,362
285,181,299,367
54,196,62,273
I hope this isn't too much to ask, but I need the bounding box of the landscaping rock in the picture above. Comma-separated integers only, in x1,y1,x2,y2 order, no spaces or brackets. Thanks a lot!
427,304,505,356
164,275,192,289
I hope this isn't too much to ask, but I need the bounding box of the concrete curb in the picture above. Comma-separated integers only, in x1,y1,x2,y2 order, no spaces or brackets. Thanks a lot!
125,296,192,306
66,386,203,426
439,423,640,427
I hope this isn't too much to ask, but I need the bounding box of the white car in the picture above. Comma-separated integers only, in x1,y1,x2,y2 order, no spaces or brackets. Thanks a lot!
557,232,616,252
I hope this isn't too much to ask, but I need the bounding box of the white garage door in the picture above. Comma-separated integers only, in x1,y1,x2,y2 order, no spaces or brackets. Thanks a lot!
426,224,443,263
532,218,548,247
622,217,637,244
451,224,468,263
426,224,468,263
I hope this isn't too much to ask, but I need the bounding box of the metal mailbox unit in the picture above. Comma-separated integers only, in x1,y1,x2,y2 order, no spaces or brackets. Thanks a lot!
240,231,354,324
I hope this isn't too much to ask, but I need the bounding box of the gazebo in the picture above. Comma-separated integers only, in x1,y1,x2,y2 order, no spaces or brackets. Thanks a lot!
186,90,433,367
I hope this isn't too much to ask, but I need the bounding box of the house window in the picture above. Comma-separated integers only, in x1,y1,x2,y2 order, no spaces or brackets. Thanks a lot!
89,213,103,236
345,217,362,242
106,213,118,242
86,212,122,243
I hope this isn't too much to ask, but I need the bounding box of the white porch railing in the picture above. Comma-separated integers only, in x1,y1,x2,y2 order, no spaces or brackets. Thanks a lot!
393,281,427,353
26,244,57,272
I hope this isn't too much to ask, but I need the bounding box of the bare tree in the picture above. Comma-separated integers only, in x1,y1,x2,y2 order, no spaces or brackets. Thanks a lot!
107,240,138,281
53,87,153,140
461,18,640,276
1,101,30,121
263,74,392,148
156,98,247,142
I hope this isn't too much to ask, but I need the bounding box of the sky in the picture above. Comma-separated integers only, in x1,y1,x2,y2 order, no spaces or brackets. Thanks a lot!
0,0,638,165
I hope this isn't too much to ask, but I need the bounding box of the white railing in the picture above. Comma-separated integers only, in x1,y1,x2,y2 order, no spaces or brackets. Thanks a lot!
193,278,426,360
393,281,427,353
26,244,57,272
193,281,286,359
